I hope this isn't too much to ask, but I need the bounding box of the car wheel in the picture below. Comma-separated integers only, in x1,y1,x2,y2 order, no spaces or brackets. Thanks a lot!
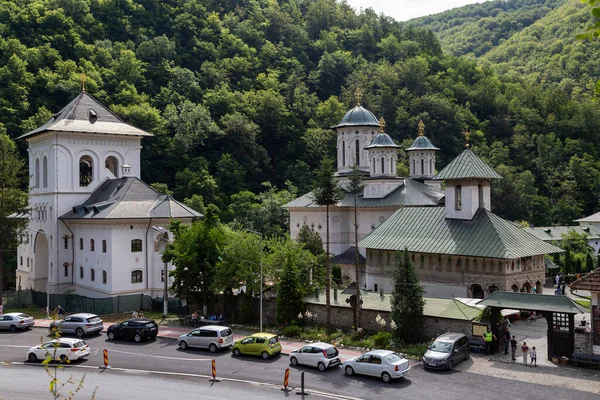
10,325,17,333
261,351,269,360
108,331,115,340
381,372,391,383
179,341,189,350
318,362,326,372
345,366,354,376
209,343,218,353
447,360,454,371
134,333,142,343
290,357,298,366
233,348,241,356
76,328,84,338
60,355,68,364
28,353,38,362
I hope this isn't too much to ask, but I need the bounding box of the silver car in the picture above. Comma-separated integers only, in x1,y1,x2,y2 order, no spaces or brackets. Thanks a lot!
343,350,410,382
49,313,103,338
0,313,35,332
178,325,234,352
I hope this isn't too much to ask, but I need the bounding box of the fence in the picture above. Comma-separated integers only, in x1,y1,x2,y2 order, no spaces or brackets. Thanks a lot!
2,290,33,308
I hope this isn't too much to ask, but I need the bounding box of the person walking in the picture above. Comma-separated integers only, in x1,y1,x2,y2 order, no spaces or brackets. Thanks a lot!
561,282,566,295
503,328,511,355
555,274,560,287
482,327,496,355
510,335,517,361
57,305,65,317
521,342,529,366
530,346,537,367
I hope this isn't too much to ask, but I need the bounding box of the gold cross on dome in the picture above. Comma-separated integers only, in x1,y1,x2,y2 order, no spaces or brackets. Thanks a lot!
379,117,386,133
418,120,425,136
355,87,362,105
80,68,86,92
463,127,471,148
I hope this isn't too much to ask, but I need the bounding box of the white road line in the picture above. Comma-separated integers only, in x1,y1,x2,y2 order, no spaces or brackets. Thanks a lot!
0,345,32,348
103,348,213,361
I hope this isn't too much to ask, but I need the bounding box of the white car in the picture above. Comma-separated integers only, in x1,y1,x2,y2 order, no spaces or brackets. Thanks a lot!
289,342,341,371
27,338,90,363
343,350,410,382
0,313,35,332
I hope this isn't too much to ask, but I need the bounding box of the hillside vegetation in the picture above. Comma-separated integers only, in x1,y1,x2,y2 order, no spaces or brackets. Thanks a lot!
1,0,600,231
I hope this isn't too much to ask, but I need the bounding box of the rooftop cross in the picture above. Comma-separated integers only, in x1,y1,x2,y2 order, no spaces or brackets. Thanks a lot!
379,117,386,133
80,68,86,92
463,127,471,148
355,87,362,105
418,120,425,136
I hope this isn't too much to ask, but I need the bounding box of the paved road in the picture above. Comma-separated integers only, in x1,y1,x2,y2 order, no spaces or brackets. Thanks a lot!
0,329,597,400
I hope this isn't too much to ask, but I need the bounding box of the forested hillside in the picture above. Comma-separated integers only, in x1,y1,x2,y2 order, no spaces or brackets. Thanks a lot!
407,0,565,57
1,0,600,230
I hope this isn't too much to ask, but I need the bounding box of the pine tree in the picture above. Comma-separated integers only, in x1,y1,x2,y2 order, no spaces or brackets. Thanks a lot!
0,129,27,302
311,157,342,332
296,223,324,256
585,253,594,273
390,249,424,345
276,259,303,325
346,163,365,329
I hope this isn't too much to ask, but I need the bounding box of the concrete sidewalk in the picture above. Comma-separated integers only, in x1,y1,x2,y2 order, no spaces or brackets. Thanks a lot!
32,319,366,362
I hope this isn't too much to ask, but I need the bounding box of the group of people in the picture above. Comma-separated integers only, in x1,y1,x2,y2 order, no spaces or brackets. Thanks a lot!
132,310,145,318
190,311,224,327
555,274,566,295
486,324,536,367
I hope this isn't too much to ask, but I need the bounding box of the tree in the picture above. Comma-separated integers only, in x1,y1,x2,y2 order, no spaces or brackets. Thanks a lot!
390,249,425,345
296,223,324,256
560,229,594,255
311,157,342,332
275,250,304,325
586,253,594,273
0,129,27,300
346,163,364,328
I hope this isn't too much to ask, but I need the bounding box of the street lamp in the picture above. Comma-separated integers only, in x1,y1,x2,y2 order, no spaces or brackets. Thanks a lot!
152,226,169,318
245,229,263,332
22,228,52,319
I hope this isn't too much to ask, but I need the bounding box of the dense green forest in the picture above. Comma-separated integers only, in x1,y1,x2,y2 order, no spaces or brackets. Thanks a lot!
1,0,600,231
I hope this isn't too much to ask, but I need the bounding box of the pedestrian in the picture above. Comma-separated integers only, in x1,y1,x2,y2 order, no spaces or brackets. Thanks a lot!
504,316,511,328
139,311,144,318
482,327,497,355
555,287,560,295
555,274,560,287
521,342,529,366
132,309,138,318
561,282,566,295
530,346,537,367
529,310,535,323
504,328,511,355
191,310,199,327
510,335,517,361
57,305,65,317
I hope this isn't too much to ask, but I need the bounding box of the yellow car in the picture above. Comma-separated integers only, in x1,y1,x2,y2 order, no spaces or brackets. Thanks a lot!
231,333,282,359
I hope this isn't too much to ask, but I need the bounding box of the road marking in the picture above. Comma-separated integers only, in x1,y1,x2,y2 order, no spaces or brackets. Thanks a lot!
0,345,32,348
103,348,213,361
0,362,362,400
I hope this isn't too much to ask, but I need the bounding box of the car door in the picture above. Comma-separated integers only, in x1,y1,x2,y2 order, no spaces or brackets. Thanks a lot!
296,346,311,366
117,321,129,338
367,355,383,376
187,330,201,347
60,317,75,333
353,355,370,375
0,315,10,329
239,337,254,354
254,337,266,355
198,329,210,348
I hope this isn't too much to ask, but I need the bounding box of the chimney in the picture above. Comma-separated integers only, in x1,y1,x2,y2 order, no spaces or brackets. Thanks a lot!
121,164,132,177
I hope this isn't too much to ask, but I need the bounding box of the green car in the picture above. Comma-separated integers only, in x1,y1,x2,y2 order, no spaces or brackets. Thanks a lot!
231,333,282,359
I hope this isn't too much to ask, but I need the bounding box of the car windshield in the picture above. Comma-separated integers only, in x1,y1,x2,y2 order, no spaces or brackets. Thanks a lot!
325,347,338,357
87,317,101,323
430,341,453,353
144,322,156,327
220,329,232,337
17,314,30,319
73,341,86,348
384,353,403,363
268,337,279,345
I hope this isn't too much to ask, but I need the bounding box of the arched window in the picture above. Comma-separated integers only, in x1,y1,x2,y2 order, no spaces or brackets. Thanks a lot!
381,158,385,174
105,156,119,177
64,263,69,277
79,266,84,279
412,159,415,175
131,270,143,283
34,158,40,188
79,238,83,250
102,270,107,284
341,141,345,167
371,158,375,174
91,268,95,281
478,184,484,208
102,240,107,253
421,159,424,175
42,156,48,188
429,159,433,175
455,185,462,211
390,157,395,175
131,239,142,252
355,139,360,165
63,236,69,250
90,239,95,252
79,155,93,187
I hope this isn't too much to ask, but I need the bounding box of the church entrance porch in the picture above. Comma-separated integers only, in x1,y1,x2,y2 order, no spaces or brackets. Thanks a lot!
33,231,49,292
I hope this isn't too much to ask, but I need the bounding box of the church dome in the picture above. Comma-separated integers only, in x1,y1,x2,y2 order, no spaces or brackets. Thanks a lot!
366,133,400,149
407,135,440,151
332,105,380,128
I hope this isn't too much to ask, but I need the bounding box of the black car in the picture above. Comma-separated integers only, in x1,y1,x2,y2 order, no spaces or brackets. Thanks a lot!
106,318,158,342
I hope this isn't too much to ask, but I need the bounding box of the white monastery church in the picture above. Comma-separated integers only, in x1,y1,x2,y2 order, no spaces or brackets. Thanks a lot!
16,90,201,298
286,97,562,298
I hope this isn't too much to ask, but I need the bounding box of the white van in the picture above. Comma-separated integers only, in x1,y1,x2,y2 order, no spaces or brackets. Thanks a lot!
178,325,234,352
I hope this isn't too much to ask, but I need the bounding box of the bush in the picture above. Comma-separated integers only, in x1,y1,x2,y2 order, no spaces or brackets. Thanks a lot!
395,342,429,358
332,265,342,285
372,331,392,349
281,324,303,338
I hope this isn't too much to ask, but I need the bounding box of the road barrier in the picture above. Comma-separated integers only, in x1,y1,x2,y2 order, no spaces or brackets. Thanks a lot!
281,368,290,391
296,370,309,396
208,359,221,382
99,349,111,369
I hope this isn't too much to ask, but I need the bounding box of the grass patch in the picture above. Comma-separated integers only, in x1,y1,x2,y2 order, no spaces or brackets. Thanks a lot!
3,306,49,319
575,300,591,309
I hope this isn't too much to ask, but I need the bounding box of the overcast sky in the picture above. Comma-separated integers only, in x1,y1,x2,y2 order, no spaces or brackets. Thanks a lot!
345,0,484,21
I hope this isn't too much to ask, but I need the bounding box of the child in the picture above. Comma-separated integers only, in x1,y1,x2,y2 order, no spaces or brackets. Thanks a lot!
521,342,529,366
530,346,537,367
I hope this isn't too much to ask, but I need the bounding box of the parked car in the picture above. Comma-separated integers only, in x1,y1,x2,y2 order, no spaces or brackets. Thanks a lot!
289,342,341,371
178,325,234,352
106,318,158,342
422,332,470,370
0,313,35,332
49,313,103,337
343,350,410,382
231,333,281,359
27,338,90,363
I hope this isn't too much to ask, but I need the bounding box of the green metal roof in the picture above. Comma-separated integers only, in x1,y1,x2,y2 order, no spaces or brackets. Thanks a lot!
434,149,502,180
358,207,563,259
365,133,400,149
407,135,439,151
332,105,380,128
477,291,588,314
523,226,600,241
303,290,480,321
